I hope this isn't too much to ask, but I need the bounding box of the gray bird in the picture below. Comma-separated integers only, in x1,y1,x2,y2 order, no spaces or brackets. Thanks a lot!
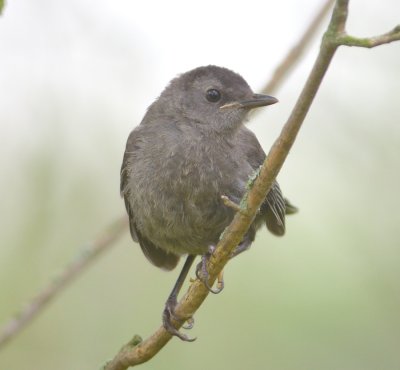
120,65,296,341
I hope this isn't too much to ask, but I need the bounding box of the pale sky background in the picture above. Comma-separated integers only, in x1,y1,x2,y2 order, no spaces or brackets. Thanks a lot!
1,0,399,148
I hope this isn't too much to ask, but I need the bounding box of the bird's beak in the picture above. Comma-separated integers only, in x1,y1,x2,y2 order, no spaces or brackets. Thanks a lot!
220,94,278,110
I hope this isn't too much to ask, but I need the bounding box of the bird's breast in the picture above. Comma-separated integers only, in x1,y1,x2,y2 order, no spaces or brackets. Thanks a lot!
127,130,251,254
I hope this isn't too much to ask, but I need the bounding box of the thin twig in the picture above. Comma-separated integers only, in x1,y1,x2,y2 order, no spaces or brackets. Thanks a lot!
0,216,129,348
0,0,329,352
221,195,242,213
103,0,400,368
335,25,400,47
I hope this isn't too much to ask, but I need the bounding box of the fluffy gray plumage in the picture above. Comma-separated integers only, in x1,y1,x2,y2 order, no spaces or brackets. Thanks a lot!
121,65,295,271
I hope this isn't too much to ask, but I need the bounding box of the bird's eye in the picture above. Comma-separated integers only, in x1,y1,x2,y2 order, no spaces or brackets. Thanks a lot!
206,88,221,103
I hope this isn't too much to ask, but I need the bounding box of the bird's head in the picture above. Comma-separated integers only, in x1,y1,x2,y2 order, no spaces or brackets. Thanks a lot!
156,65,278,134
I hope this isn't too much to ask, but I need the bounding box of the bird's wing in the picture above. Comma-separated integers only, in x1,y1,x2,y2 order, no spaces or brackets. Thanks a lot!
236,127,295,236
264,181,287,236
120,129,180,271
131,218,180,271
235,126,266,167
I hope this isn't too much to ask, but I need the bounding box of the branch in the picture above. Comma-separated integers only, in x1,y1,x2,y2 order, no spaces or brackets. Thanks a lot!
336,25,400,48
221,195,242,213
104,1,400,368
0,0,328,352
0,216,128,348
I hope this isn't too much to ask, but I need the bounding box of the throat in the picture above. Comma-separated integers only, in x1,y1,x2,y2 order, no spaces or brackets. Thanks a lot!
197,120,243,140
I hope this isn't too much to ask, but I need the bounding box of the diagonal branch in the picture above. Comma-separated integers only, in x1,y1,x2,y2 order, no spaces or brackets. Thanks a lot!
0,217,128,348
103,1,400,369
262,0,335,93
0,0,331,352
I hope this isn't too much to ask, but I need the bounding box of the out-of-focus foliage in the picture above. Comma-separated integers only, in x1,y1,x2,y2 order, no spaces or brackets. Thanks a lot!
0,1,399,369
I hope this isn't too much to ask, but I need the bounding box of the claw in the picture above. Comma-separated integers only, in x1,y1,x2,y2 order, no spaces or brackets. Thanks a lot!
216,270,224,292
182,316,195,330
162,298,196,342
230,239,252,258
196,248,224,294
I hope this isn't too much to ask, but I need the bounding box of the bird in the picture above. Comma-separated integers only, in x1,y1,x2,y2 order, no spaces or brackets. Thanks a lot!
120,65,296,341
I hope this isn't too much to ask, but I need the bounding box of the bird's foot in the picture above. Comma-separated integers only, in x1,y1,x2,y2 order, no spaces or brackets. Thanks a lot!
195,247,224,294
230,239,252,258
162,296,196,342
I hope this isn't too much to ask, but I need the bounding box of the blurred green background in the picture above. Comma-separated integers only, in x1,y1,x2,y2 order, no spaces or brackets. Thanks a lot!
1,0,399,369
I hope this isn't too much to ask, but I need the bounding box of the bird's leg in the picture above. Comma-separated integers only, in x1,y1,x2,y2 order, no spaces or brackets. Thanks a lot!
195,246,224,294
162,254,196,341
